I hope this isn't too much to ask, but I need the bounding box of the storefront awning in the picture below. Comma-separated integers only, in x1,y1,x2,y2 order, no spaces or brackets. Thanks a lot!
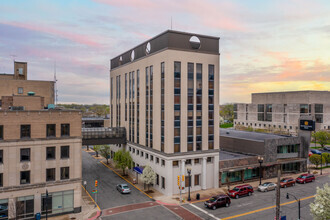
133,166,144,174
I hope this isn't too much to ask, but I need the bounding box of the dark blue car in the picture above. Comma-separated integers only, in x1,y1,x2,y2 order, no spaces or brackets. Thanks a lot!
310,149,322,155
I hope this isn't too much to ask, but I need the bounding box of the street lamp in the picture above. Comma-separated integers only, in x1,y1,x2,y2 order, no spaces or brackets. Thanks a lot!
187,168,192,201
286,193,300,220
258,156,264,185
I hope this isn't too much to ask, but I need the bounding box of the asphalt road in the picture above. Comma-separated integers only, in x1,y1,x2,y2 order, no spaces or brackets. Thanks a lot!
184,174,330,220
82,150,152,210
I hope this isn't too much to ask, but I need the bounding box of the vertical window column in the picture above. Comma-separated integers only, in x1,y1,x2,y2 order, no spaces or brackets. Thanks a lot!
174,62,181,153
208,65,214,149
150,66,153,148
187,63,194,151
125,73,127,121
132,71,135,142
196,64,202,151
137,70,140,143
145,67,149,147
161,62,165,152
111,77,113,127
129,72,131,141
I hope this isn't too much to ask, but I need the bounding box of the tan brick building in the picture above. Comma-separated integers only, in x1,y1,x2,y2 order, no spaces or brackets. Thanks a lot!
0,61,54,109
0,62,82,219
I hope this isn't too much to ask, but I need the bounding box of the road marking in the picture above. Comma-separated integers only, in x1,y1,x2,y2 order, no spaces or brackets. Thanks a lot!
221,195,316,220
82,184,101,211
189,203,221,220
100,161,153,199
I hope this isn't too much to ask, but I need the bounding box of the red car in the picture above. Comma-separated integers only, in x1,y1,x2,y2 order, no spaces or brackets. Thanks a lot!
296,174,315,184
204,194,231,210
280,177,295,188
228,184,254,199
309,151,313,157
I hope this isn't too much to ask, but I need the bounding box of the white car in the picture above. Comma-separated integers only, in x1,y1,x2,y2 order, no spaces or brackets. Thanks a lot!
116,184,131,194
258,182,276,192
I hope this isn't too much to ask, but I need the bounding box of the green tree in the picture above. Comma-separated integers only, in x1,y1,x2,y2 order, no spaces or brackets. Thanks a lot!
322,153,330,166
310,154,326,168
113,149,133,175
100,145,111,164
141,165,156,190
310,183,330,220
313,130,330,148
93,145,101,157
220,104,234,122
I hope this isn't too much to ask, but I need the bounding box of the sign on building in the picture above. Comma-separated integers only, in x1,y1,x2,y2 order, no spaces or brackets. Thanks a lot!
299,120,315,131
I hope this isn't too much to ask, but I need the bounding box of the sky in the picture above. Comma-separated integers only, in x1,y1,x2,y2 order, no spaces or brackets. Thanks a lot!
0,0,329,105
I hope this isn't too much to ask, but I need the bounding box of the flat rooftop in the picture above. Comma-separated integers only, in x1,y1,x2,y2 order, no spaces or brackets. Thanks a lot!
220,128,289,141
219,150,253,161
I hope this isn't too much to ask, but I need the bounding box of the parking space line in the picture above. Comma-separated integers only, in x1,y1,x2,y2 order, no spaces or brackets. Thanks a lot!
100,161,153,199
221,194,315,220
82,184,101,211
189,203,220,220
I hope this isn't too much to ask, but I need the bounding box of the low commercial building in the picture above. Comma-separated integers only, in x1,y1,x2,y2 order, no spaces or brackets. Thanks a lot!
233,91,330,135
219,128,308,185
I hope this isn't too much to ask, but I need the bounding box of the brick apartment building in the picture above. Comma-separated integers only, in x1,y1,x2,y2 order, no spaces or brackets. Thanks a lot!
0,62,82,219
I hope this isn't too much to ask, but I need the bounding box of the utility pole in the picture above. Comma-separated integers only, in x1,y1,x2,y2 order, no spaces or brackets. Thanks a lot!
275,164,281,220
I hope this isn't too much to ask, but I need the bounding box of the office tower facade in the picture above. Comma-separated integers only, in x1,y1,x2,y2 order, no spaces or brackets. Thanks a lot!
110,30,220,195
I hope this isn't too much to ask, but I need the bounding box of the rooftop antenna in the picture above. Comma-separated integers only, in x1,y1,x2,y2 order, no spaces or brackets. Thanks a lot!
54,61,58,106
171,16,173,30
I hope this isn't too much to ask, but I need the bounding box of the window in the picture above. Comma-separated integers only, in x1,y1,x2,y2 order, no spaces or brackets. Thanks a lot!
156,174,159,185
185,159,191,165
0,125,3,140
150,155,154,161
194,174,200,186
18,87,23,94
16,195,34,219
20,148,30,161
61,146,70,159
161,176,165,189
141,151,144,157
0,150,2,164
46,147,56,160
315,104,323,113
156,157,159,164
41,190,74,215
173,161,179,167
0,173,3,187
194,158,200,164
18,68,24,75
20,171,30,184
61,124,70,136
47,124,56,137
21,125,31,138
146,153,149,159
207,157,212,163
315,114,323,123
60,167,69,180
161,159,165,166
258,104,264,112
266,104,272,112
46,168,55,181
300,104,308,113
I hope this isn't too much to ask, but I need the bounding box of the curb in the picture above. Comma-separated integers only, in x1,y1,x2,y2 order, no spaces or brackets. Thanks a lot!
88,210,102,220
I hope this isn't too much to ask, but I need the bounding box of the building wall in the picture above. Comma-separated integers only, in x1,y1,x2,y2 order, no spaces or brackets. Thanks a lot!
0,110,81,140
1,95,44,110
220,135,265,156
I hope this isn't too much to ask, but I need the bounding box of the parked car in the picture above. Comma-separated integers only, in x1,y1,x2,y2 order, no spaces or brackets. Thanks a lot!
323,146,330,152
204,194,231,210
309,151,313,157
228,184,254,199
258,182,277,192
296,174,315,184
280,177,295,188
116,184,131,194
310,149,322,155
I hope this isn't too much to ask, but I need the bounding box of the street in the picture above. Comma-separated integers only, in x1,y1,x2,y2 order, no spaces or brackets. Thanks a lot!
184,174,330,220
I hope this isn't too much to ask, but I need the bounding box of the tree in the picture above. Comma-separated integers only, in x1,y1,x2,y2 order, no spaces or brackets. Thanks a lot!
141,165,156,190
220,104,234,122
309,154,326,168
93,145,101,157
113,149,132,175
313,130,330,148
100,145,111,164
322,153,330,166
310,183,330,220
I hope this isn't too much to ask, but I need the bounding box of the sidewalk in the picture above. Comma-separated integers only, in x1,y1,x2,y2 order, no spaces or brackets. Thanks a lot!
49,186,100,220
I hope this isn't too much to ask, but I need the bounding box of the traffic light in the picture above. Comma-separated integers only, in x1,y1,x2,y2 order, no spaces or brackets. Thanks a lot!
95,180,98,187
182,175,185,182
177,176,180,186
